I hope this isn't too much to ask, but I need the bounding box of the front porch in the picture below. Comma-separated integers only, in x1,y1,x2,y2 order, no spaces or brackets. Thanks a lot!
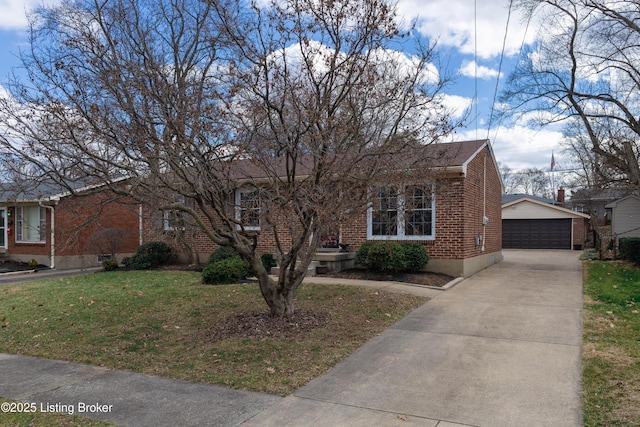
271,251,356,277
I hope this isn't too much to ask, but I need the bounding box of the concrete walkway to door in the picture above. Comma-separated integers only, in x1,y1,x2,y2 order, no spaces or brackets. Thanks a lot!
246,249,583,426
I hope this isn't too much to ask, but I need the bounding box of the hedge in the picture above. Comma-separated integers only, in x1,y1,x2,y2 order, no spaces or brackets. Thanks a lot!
619,237,640,266
202,256,249,284
355,241,429,273
129,241,174,270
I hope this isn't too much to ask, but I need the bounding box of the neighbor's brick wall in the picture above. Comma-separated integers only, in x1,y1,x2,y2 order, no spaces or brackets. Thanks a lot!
55,191,140,257
7,207,52,258
573,218,587,249
6,190,140,265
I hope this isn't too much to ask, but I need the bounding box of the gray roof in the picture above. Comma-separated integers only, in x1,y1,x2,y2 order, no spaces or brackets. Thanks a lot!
0,178,99,202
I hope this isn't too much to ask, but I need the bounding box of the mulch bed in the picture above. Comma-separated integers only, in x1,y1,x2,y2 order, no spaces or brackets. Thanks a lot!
207,309,331,341
0,260,49,273
321,268,454,288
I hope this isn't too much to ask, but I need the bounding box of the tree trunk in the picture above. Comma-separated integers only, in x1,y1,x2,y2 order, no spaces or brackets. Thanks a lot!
267,287,295,318
249,252,297,319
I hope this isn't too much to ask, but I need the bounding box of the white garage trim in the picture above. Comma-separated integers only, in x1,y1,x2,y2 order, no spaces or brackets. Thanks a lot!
502,197,590,220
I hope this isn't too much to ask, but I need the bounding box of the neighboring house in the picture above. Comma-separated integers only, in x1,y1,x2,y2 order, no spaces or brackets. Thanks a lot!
0,180,140,269
567,187,633,225
605,195,640,243
144,139,504,278
502,195,590,250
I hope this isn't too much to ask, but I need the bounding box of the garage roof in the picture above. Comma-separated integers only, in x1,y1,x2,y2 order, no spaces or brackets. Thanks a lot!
502,197,590,220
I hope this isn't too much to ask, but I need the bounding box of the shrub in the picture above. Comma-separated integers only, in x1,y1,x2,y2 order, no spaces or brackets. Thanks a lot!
27,259,38,268
207,246,237,265
400,242,429,271
202,256,249,284
261,253,277,273
102,258,119,271
129,241,174,270
355,241,428,273
619,237,640,265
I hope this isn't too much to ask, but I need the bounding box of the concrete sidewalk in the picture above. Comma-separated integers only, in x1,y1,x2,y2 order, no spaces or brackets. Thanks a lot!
0,249,583,426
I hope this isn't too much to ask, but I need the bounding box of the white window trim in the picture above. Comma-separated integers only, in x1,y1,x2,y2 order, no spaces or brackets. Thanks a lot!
235,188,261,231
162,194,188,231
16,206,47,243
366,184,435,241
163,209,184,231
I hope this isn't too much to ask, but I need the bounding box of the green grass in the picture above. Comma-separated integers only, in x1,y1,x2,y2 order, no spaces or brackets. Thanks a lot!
582,261,640,426
0,270,426,398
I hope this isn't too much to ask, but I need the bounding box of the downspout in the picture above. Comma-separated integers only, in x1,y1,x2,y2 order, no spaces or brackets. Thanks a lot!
139,205,144,246
40,201,55,269
481,150,487,252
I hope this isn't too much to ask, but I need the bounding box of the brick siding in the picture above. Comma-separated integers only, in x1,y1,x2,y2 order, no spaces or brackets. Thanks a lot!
142,144,503,264
6,190,139,265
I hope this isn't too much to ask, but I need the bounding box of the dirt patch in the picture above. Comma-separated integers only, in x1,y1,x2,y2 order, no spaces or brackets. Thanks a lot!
321,268,454,288
208,309,331,341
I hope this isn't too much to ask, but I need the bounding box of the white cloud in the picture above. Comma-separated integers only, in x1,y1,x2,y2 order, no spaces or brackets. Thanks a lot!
0,0,35,30
397,0,537,59
439,94,472,119
0,1,61,30
0,1,29,30
451,123,564,171
459,60,502,80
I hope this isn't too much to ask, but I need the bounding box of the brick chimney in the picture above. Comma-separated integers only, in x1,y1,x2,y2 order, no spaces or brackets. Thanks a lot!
557,188,565,206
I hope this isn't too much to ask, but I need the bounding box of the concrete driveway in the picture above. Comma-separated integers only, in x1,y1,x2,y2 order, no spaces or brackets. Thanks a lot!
245,249,583,426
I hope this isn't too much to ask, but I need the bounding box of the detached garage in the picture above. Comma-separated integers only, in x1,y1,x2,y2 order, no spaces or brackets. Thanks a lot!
502,196,590,250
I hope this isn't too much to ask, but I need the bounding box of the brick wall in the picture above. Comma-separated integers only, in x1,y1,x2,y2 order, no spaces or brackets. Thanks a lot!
55,192,140,257
339,146,502,261
6,190,140,266
573,218,587,249
141,145,504,264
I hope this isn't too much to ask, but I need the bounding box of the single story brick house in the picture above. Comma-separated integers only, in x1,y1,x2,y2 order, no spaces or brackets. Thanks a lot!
0,180,140,269
144,139,504,277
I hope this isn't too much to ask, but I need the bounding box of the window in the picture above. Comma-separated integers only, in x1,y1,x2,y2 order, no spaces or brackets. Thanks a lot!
16,206,47,243
163,209,184,231
236,189,261,230
367,184,434,240
162,195,187,231
371,186,398,236
405,186,433,237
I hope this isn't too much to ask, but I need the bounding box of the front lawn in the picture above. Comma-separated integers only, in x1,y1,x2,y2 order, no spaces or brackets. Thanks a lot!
0,270,426,396
582,260,640,426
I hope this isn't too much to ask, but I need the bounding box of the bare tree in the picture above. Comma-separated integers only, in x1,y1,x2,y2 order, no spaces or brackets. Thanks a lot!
498,162,521,194
504,0,640,189
499,163,552,198
517,167,552,198
0,0,456,318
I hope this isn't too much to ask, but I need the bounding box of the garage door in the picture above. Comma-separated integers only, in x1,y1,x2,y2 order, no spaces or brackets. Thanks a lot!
502,219,572,249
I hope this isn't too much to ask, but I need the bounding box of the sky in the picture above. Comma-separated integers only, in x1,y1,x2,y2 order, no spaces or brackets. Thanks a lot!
0,0,565,173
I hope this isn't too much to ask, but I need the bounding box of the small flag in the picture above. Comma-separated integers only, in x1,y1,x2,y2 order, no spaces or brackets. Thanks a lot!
551,152,556,171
